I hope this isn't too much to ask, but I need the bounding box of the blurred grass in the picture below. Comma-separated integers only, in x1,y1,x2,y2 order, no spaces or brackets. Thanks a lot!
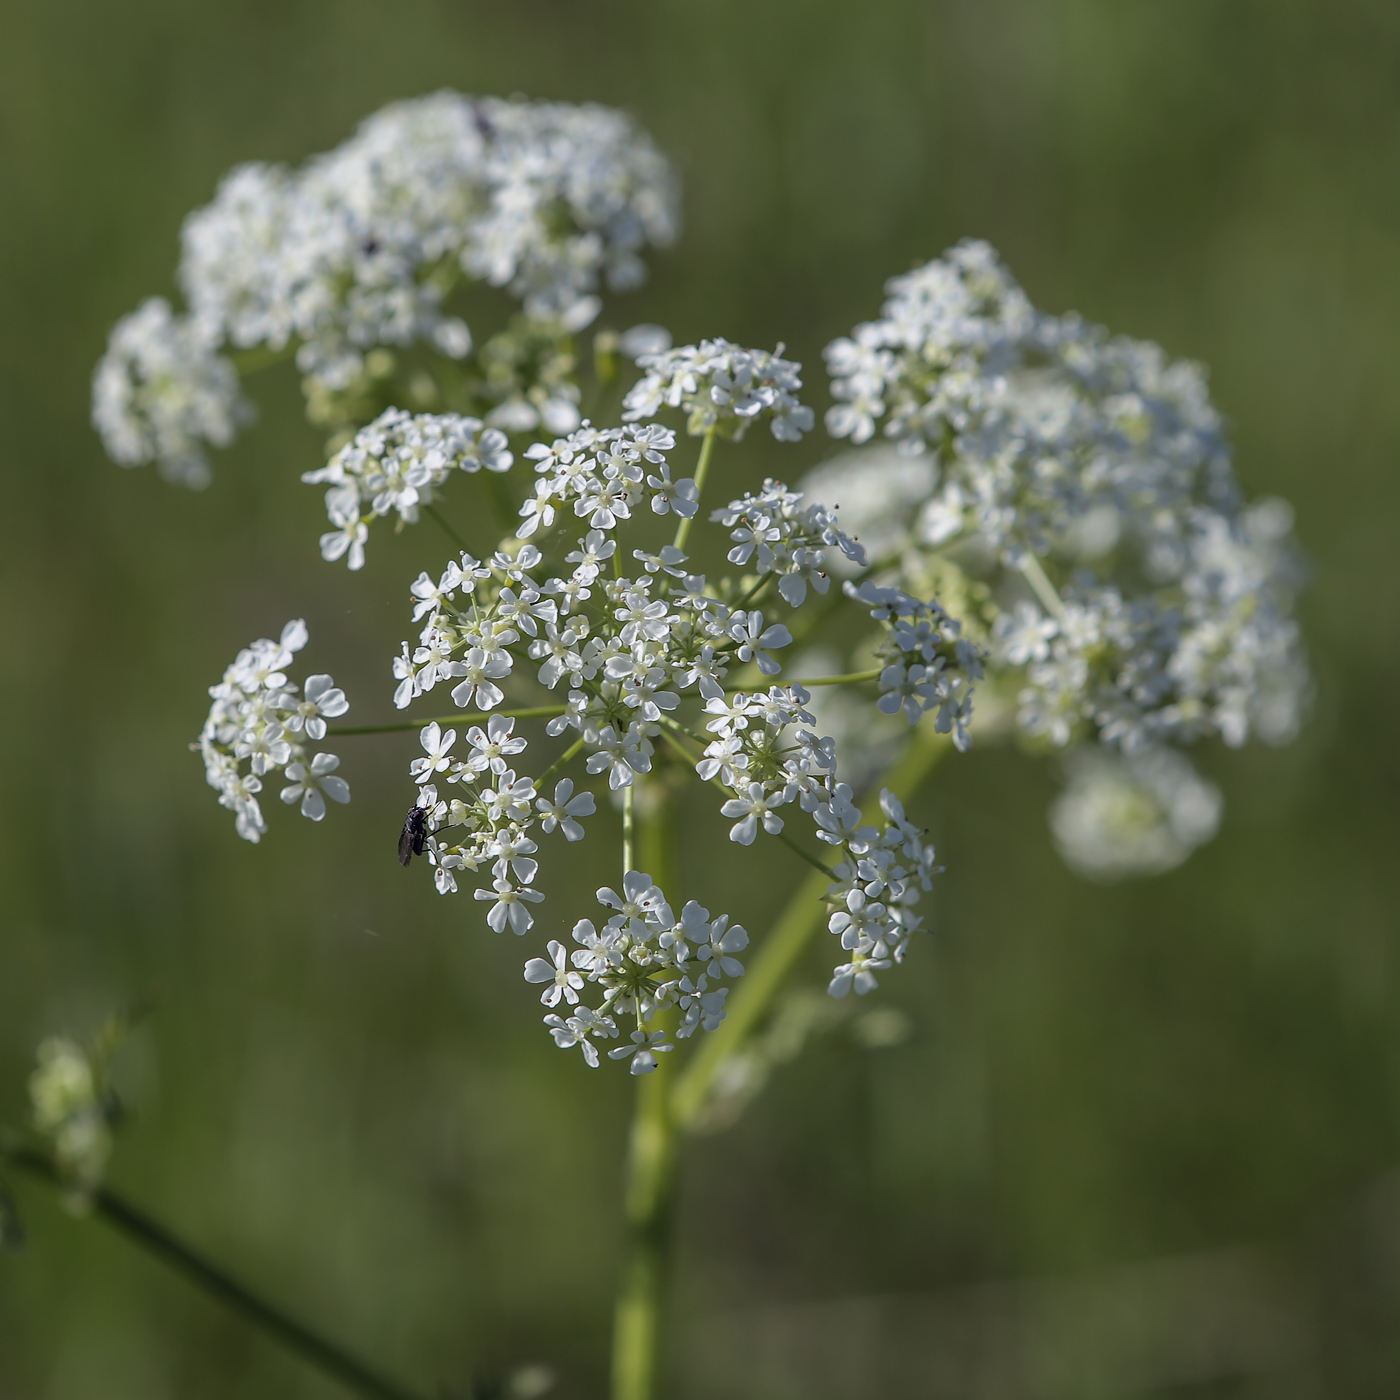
3,0,1400,1396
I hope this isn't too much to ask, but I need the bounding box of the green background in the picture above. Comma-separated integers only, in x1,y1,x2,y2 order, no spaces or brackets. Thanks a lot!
3,1,1399,1396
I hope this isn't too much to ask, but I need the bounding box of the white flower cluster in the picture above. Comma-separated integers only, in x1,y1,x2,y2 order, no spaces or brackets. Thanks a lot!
623,338,815,441
1050,745,1222,881
825,238,1233,553
524,874,748,1072
408,718,595,914
822,241,1309,758
711,479,868,605
91,297,252,489
302,407,514,569
197,620,350,842
991,494,1308,752
848,580,982,746
385,412,975,1032
183,93,675,384
94,92,677,480
820,789,939,998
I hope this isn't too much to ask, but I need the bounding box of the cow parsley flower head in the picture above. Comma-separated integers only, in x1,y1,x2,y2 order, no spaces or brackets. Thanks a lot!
623,339,815,441
385,411,974,981
1050,745,1222,880
92,297,252,488
522,879,747,1071
97,92,679,480
821,241,1310,761
181,93,676,382
302,407,514,568
197,619,350,842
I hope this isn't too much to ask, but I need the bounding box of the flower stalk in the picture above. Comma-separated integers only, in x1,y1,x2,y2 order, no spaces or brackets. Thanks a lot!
611,1043,680,1400
0,1141,430,1400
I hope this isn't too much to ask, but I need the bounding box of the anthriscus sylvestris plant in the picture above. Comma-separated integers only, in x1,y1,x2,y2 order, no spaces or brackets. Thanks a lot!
3,93,1303,1400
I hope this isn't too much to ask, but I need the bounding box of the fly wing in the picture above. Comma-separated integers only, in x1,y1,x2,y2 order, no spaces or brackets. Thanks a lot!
398,818,416,867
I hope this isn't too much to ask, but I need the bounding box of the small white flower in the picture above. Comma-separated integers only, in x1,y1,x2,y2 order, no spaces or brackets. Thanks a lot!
596,871,672,933
544,1007,618,1068
607,1028,674,1075
828,943,890,998
524,940,585,1007
720,783,786,845
463,714,527,775
474,878,545,934
728,611,792,676
450,648,512,710
410,722,458,780
282,674,349,740
280,752,351,821
692,910,748,978
585,724,652,790
536,779,596,840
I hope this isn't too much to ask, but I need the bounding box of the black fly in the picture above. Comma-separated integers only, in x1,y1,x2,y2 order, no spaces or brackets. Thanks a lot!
398,805,430,867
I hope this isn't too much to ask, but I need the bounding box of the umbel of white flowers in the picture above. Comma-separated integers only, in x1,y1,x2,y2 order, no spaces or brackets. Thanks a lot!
195,332,980,1066
91,92,678,487
807,238,1309,878
196,619,350,844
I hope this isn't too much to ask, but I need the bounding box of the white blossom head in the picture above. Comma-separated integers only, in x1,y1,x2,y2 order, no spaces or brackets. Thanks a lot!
624,338,815,441
823,243,1310,757
197,619,350,841
92,297,252,488
98,93,679,479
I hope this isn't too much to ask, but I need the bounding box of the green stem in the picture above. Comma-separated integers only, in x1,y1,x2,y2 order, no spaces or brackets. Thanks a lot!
1017,551,1066,621
611,1053,679,1400
670,728,951,1130
609,775,682,1400
1,1145,429,1400
671,428,716,553
637,776,677,898
622,784,635,875
328,704,566,737
424,504,467,552
535,735,586,789
791,668,882,689
773,830,838,880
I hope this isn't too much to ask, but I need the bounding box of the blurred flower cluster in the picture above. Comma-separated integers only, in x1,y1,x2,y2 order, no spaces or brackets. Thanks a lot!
26,1018,135,1206
809,240,1309,877
93,92,678,484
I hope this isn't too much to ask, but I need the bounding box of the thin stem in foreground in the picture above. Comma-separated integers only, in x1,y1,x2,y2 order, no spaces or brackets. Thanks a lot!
424,504,468,552
328,704,566,737
611,1051,679,1400
671,428,716,553
1017,551,1066,621
1,1145,430,1400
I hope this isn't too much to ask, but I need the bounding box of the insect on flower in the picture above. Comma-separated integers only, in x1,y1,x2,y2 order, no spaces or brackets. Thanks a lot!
399,805,430,867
